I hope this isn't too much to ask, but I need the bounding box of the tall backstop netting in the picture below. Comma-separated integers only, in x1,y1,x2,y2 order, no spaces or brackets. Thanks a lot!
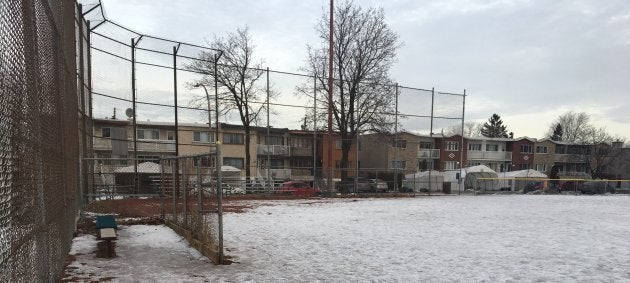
0,0,86,281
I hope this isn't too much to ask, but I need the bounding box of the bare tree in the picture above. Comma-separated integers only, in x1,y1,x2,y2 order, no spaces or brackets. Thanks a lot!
545,111,592,143
187,27,268,180
443,122,482,137
547,111,628,178
302,1,401,180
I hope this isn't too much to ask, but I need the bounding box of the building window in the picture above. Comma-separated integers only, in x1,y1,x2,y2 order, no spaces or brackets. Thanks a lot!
392,139,407,149
419,141,432,149
193,131,213,143
335,139,342,149
223,157,244,169
446,141,459,151
555,146,566,154
137,128,159,140
468,143,481,151
335,160,352,169
223,133,244,144
290,159,312,169
358,140,362,151
261,158,284,169
391,160,406,170
520,145,533,153
520,163,530,170
535,164,546,172
102,127,111,138
195,156,214,167
138,155,160,163
445,161,457,170
536,146,548,154
290,138,312,148
167,131,175,141
486,144,498,152
264,135,284,145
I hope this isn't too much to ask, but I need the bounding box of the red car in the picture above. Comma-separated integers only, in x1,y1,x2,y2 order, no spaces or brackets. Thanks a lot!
275,181,321,197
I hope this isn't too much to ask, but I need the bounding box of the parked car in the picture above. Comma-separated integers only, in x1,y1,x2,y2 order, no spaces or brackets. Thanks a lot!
336,177,372,193
275,181,321,197
523,182,543,193
560,181,615,194
580,181,614,194
368,178,389,193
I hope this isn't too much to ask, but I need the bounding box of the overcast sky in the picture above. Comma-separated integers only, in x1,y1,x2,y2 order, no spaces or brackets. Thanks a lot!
91,0,630,140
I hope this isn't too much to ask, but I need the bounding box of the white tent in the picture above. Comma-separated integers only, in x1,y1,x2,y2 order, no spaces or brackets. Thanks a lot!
500,169,547,179
497,169,548,191
443,165,497,184
405,170,444,192
461,165,499,191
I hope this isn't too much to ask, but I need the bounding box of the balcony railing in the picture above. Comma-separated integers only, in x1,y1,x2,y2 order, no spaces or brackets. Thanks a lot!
260,168,292,179
417,149,440,159
257,144,291,156
291,147,313,157
467,151,512,161
93,137,176,152
554,154,587,163
291,169,312,177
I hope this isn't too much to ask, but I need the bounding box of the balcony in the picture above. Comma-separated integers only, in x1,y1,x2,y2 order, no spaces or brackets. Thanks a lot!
93,137,176,152
417,149,440,159
291,147,313,157
133,139,176,152
257,144,291,156
291,169,312,177
554,154,587,163
467,151,512,161
260,168,292,179
93,137,113,150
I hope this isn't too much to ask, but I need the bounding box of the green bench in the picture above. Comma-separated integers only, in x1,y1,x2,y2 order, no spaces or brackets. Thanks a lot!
95,215,117,257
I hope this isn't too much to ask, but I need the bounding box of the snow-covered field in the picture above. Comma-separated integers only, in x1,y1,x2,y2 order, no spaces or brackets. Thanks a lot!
65,195,630,282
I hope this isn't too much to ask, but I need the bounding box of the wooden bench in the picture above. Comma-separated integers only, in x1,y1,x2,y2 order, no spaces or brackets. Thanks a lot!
96,215,117,258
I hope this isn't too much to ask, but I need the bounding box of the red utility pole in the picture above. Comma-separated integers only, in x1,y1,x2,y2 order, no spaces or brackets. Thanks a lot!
327,0,334,196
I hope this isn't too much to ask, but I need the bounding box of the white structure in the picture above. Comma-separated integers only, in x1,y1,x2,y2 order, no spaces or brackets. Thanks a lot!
497,169,548,191
405,170,444,192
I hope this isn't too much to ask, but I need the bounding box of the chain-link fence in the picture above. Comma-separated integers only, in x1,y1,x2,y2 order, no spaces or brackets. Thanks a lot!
469,177,630,195
79,4,466,198
0,0,87,281
160,153,225,264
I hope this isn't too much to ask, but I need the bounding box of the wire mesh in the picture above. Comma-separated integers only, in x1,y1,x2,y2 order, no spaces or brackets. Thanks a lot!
160,153,224,264
0,0,85,281
82,3,465,197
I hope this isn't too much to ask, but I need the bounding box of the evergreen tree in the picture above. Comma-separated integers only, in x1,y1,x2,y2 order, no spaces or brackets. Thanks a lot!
551,123,563,141
480,114,509,138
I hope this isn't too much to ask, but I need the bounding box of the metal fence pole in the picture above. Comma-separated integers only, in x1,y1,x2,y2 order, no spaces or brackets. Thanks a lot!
215,53,225,263
266,67,271,192
393,83,399,192
313,74,317,188
131,38,139,194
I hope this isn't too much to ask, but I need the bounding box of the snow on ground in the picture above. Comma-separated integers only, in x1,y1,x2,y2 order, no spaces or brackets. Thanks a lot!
65,195,630,282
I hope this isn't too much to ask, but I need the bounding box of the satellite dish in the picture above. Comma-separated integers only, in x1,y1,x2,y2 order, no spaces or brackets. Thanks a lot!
125,108,134,118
